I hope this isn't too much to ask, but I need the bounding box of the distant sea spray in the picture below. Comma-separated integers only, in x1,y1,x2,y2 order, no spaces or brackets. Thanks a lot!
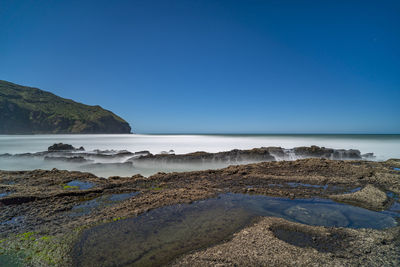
0,134,399,177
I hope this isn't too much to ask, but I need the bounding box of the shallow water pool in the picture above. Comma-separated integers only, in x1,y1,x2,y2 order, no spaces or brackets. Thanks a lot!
70,192,140,217
66,180,94,190
73,193,398,267
0,191,12,198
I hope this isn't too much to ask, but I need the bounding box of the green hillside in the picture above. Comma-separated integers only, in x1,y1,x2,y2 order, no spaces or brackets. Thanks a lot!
0,80,132,134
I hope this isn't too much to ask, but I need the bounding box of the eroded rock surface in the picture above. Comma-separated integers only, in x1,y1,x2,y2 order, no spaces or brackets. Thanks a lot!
330,184,389,211
0,158,399,266
173,217,400,266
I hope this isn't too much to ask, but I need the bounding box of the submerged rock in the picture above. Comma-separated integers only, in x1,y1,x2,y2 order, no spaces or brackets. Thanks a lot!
44,156,90,163
284,204,349,227
83,162,133,168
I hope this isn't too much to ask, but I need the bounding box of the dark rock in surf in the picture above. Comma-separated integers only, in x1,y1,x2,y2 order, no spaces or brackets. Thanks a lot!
48,143,83,152
293,146,361,160
128,147,277,164
127,146,365,164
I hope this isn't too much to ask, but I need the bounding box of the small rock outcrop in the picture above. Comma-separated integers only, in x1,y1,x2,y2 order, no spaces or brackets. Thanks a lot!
330,185,388,211
293,146,361,160
48,143,84,151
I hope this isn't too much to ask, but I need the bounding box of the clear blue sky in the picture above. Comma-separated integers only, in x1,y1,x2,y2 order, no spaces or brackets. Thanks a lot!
1,0,399,133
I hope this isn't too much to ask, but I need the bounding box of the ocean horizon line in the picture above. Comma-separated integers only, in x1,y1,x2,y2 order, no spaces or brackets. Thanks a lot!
139,133,400,136
1,133,400,136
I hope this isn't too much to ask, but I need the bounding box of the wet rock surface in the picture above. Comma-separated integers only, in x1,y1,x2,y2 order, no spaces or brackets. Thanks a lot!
0,158,399,266
129,148,276,163
129,145,365,164
293,145,362,159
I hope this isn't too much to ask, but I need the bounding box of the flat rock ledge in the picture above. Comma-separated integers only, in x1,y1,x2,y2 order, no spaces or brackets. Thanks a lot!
330,184,389,211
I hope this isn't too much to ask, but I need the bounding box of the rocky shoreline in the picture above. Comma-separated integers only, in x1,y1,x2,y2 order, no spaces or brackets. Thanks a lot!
0,147,399,266
1,144,372,163
125,145,369,166
0,144,376,178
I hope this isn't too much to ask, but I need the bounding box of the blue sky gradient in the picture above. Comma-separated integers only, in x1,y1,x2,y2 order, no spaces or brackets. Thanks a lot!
1,0,399,133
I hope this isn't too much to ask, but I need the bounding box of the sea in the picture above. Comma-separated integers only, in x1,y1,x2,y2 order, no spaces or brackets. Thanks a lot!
0,134,399,177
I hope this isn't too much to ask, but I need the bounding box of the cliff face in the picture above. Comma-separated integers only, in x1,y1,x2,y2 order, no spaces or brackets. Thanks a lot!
0,80,132,134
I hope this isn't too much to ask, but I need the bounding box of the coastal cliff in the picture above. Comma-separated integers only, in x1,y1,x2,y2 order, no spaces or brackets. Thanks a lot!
0,80,131,134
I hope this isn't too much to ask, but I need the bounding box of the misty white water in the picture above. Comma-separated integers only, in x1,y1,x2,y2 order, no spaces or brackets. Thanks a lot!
0,134,399,177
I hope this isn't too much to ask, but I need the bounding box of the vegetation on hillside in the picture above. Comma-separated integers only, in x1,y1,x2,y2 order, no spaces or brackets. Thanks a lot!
0,80,131,134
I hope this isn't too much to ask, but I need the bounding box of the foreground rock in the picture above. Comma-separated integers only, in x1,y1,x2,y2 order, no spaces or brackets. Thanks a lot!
330,184,389,211
173,217,400,266
0,158,399,266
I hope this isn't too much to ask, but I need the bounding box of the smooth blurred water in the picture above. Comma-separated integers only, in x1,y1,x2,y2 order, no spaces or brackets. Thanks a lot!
0,134,399,159
0,134,399,177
